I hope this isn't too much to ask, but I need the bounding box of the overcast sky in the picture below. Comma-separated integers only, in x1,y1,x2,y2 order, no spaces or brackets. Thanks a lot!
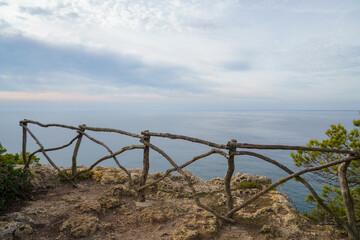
0,0,359,111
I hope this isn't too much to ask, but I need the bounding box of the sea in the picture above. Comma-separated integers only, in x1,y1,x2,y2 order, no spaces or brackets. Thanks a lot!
0,110,358,212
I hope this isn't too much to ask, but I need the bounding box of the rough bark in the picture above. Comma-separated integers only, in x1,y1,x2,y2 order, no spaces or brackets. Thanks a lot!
338,161,359,240
225,139,236,211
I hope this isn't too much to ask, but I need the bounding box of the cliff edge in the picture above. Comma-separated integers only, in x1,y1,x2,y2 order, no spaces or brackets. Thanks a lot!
0,164,347,240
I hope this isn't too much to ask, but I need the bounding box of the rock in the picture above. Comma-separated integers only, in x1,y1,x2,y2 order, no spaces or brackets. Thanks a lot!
91,166,142,185
135,201,154,210
1,212,35,225
0,222,34,240
0,221,21,240
139,208,168,224
231,172,272,187
61,195,82,203
74,201,101,213
13,224,34,239
259,224,274,234
97,196,122,209
253,175,272,185
28,164,60,189
172,225,199,240
104,184,137,198
172,213,219,240
61,215,99,238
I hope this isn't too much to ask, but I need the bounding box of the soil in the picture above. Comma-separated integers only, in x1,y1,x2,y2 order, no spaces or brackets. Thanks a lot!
1,167,348,240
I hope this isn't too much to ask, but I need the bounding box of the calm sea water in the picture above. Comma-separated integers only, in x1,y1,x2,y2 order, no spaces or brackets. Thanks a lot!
0,110,358,212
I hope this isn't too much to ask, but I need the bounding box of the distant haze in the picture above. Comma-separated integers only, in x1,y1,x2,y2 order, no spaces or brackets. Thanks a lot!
0,1,359,111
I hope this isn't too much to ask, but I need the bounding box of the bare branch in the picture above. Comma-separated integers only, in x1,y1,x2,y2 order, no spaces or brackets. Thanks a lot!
138,148,228,191
20,119,80,131
234,143,360,155
140,139,234,222
142,131,229,149
80,125,142,138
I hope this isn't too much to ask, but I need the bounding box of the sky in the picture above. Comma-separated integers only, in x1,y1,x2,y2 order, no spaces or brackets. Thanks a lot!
0,0,359,111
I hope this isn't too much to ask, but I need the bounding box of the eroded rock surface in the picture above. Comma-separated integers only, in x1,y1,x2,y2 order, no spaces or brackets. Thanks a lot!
0,165,347,240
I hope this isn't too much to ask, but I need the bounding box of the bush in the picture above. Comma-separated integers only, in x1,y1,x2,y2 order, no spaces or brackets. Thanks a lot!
0,142,40,165
0,159,33,211
235,181,262,190
0,142,35,211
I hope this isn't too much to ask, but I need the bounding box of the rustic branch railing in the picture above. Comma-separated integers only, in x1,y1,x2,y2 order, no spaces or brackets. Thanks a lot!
19,119,360,239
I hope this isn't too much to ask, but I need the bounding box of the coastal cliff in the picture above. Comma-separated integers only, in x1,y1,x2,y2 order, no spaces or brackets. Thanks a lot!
0,164,347,240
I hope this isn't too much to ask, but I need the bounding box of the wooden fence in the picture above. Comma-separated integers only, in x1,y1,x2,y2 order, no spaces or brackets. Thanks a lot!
19,119,360,239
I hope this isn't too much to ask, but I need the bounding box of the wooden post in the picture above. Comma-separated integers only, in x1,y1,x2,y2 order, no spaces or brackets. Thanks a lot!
21,120,29,168
72,126,84,182
338,160,359,240
225,139,237,211
139,130,150,201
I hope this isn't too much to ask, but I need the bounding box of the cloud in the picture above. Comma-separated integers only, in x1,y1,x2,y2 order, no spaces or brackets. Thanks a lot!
0,35,200,94
0,91,166,102
223,61,251,72
19,6,52,16
0,0,359,110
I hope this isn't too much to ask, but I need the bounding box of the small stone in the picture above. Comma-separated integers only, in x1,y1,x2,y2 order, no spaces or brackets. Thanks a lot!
13,224,34,239
0,221,21,240
61,195,82,203
61,215,99,238
135,201,154,209
97,196,122,209
74,201,101,213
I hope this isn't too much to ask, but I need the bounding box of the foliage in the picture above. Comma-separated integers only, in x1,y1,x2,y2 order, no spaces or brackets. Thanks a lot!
57,169,94,181
0,143,33,211
235,181,261,190
291,120,360,224
0,142,40,165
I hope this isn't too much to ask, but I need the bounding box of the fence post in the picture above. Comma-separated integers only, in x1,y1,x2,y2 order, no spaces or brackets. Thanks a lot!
72,125,85,181
225,139,237,211
139,130,150,201
21,120,29,168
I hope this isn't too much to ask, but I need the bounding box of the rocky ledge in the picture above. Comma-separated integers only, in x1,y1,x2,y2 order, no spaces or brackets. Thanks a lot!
0,164,347,240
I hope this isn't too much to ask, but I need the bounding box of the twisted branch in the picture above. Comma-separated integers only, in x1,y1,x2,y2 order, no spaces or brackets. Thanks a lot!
232,151,356,237
142,131,228,149
226,155,359,219
140,139,234,222
138,148,228,191
80,125,142,138
79,131,139,194
20,119,80,131
27,135,80,167
19,123,78,187
75,145,145,176
234,142,360,155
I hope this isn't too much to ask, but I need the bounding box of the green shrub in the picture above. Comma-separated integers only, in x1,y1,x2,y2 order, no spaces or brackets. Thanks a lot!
0,159,33,211
235,181,261,190
0,142,40,165
0,141,37,211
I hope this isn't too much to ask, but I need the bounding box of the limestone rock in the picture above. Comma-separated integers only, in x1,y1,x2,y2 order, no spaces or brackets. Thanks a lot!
13,224,34,239
61,195,82,203
28,164,60,189
104,184,137,198
172,213,219,240
231,172,272,187
0,222,34,240
74,201,101,213
91,166,142,185
97,196,122,209
61,214,99,238
0,221,21,240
